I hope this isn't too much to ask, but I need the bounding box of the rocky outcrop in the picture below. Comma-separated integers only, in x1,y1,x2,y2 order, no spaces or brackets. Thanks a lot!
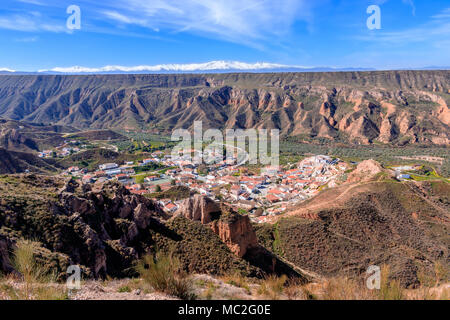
0,235,13,274
211,212,258,258
347,159,386,183
0,179,165,278
175,194,221,224
60,178,79,194
175,195,259,258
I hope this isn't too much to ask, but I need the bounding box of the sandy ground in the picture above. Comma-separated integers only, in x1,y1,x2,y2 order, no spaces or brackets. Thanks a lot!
70,280,177,300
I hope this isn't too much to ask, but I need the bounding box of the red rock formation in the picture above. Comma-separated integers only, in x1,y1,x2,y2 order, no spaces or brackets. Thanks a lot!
175,194,221,224
176,195,259,258
210,213,258,258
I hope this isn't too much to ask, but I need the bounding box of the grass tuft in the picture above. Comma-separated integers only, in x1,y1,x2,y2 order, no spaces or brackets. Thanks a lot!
2,240,68,300
136,253,196,300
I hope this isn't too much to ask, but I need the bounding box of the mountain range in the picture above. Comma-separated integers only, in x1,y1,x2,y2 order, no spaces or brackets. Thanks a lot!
0,70,449,145
1,61,449,74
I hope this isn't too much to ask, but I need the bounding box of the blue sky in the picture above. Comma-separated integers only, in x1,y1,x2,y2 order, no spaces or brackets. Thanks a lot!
0,0,449,71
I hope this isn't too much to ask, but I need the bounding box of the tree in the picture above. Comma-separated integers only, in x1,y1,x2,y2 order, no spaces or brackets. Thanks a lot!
155,185,162,192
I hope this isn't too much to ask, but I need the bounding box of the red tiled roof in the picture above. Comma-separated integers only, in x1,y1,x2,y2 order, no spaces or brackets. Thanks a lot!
266,194,280,202
165,203,177,209
131,190,147,195
268,189,283,195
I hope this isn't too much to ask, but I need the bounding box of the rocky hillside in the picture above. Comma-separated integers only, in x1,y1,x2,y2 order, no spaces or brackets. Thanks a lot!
0,148,59,174
0,175,304,281
0,172,448,289
0,119,132,174
0,119,76,153
0,71,449,145
256,178,450,288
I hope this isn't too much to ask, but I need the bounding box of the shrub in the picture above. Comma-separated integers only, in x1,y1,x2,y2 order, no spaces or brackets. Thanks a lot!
221,272,251,294
118,286,131,293
9,240,67,300
257,275,287,299
378,265,404,300
284,278,317,300
322,277,374,300
136,253,195,300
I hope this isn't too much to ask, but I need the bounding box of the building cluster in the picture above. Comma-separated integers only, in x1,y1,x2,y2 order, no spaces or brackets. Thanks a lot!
63,150,348,220
164,154,347,221
38,140,86,158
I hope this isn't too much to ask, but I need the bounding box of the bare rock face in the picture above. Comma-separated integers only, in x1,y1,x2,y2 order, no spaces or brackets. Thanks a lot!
176,195,259,258
176,194,221,224
347,159,384,183
68,213,108,277
133,203,154,229
211,213,258,258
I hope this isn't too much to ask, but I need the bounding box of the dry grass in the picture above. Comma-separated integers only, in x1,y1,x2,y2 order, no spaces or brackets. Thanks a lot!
405,285,450,300
220,272,251,295
284,278,317,300
321,277,375,300
378,265,404,300
2,242,447,301
0,240,68,300
257,275,288,299
135,253,196,300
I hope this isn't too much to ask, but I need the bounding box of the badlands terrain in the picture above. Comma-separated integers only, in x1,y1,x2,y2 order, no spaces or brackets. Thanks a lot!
0,71,448,145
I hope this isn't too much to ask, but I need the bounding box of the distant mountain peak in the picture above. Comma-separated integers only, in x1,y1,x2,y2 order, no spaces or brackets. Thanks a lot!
37,61,311,74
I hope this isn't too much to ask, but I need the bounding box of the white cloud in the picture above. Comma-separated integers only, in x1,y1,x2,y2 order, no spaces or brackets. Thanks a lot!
100,0,313,45
0,13,66,32
432,8,450,20
16,0,45,5
37,60,310,73
102,10,159,32
1,0,314,47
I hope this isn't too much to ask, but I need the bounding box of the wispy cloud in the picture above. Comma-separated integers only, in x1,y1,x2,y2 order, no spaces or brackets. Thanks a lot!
0,12,66,32
16,0,46,5
101,10,159,32
99,0,313,46
1,0,314,48
432,7,450,19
